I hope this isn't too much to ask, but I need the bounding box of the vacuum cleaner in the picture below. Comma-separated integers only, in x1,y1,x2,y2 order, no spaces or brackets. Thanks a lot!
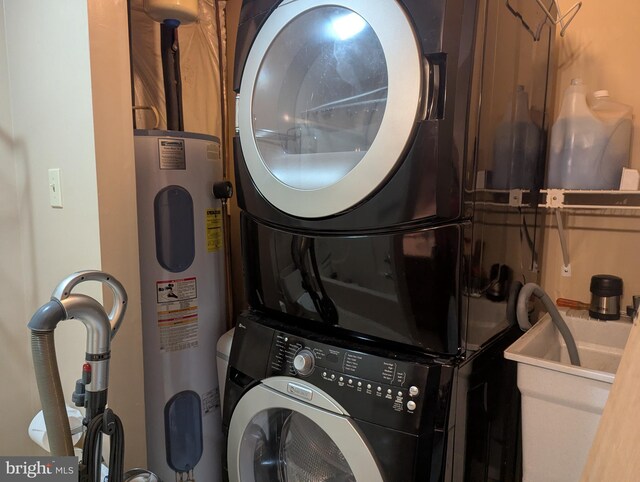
28,270,132,482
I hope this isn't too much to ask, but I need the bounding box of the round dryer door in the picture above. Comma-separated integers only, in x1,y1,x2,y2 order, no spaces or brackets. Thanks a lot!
238,0,423,218
227,377,384,482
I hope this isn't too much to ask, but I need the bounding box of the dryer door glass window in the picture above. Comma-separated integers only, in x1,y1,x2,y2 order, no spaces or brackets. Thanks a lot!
252,7,387,190
238,0,422,218
238,409,355,481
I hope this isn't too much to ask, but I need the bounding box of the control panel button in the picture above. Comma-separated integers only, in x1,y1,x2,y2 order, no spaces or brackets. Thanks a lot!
293,349,315,376
339,376,344,382
376,386,381,392
348,379,353,385
322,372,327,377
367,384,371,389
397,391,403,397
407,401,416,411
331,374,336,380
357,381,362,387
409,386,419,397
387,389,392,394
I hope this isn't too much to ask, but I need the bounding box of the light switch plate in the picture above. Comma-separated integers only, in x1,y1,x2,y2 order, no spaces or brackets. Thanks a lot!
48,168,62,208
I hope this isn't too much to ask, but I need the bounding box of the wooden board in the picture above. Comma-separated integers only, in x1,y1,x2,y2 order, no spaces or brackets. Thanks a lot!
582,316,640,481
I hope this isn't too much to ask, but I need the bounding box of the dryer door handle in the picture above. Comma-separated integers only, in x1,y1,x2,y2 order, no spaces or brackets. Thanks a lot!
422,52,447,121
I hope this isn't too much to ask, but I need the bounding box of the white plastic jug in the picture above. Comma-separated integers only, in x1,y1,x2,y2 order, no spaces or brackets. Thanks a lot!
491,85,541,190
547,79,632,190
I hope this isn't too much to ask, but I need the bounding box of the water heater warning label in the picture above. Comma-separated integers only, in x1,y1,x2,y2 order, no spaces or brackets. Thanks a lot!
206,208,223,252
156,277,197,303
156,277,198,352
158,315,198,352
158,138,186,170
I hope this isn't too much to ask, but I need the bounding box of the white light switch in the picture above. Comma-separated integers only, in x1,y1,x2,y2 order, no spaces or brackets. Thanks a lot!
48,168,63,208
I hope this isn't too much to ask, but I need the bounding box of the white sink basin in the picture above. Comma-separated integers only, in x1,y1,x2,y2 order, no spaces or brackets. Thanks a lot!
504,309,632,482
506,309,630,381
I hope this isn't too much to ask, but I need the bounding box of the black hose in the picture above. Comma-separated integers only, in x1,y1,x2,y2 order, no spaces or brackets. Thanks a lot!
79,409,125,482
160,21,184,131
291,238,338,323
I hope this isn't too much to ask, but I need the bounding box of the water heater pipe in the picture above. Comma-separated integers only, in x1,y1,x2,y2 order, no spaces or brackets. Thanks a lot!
160,20,184,131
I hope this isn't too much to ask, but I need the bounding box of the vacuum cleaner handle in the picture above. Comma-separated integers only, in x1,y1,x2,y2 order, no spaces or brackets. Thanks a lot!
51,270,128,339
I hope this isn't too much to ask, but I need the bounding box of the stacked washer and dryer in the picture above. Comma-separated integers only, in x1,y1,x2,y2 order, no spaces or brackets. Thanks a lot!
222,0,556,480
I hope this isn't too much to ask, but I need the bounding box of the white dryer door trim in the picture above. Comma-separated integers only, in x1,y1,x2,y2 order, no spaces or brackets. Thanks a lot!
227,378,384,482
238,0,422,218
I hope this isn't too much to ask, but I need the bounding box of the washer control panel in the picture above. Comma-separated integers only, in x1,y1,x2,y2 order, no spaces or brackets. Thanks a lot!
268,331,437,433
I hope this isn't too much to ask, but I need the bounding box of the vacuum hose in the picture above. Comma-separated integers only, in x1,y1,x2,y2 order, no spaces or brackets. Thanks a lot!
28,300,74,455
517,282,581,366
31,330,75,455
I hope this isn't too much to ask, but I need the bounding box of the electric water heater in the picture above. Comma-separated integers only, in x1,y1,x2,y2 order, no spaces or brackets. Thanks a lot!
134,130,226,482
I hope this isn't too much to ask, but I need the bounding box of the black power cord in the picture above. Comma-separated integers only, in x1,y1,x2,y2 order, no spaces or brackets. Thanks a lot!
79,409,125,482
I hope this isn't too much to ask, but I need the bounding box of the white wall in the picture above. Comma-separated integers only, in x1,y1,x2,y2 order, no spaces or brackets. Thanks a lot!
0,0,33,456
0,0,101,455
0,0,146,465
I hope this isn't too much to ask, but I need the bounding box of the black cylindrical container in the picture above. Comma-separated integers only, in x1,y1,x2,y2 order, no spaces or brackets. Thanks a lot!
589,274,623,320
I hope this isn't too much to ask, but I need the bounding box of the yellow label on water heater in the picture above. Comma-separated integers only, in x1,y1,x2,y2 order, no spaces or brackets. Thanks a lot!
206,208,223,252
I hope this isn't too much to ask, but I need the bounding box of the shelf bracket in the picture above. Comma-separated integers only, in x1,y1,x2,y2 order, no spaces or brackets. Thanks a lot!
546,189,566,209
509,189,524,207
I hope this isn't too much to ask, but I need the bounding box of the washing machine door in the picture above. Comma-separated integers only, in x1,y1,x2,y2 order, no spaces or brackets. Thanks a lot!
227,377,384,482
237,0,423,218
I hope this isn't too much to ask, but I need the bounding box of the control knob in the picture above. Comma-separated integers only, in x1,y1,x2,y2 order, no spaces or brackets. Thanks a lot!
293,349,315,376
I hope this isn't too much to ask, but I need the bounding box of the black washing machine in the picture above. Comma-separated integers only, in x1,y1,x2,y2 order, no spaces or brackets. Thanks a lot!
222,312,521,482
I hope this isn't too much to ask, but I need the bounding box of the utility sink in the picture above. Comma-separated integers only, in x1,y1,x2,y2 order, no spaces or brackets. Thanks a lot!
504,309,632,482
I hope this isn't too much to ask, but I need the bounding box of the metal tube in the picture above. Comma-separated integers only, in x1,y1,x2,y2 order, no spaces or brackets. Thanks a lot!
60,294,112,355
51,270,128,339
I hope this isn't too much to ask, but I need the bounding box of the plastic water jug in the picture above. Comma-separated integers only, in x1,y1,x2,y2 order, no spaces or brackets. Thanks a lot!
547,79,632,190
491,85,541,190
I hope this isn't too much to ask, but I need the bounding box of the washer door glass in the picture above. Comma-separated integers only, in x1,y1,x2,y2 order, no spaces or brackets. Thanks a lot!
240,409,355,481
253,6,387,191
238,0,422,218
228,382,384,482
